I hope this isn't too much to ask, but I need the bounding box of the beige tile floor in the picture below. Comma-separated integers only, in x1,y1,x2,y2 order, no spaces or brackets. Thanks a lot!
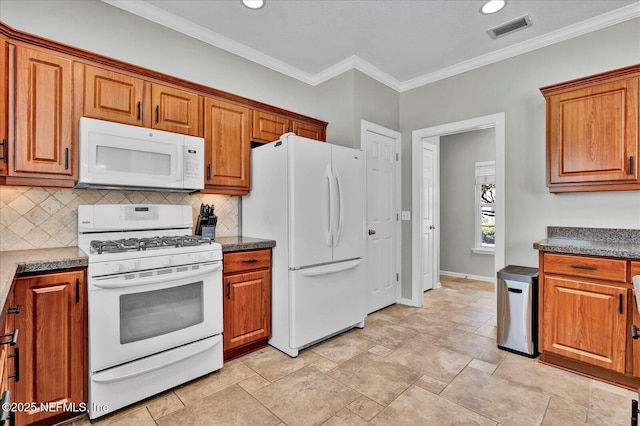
71,276,637,426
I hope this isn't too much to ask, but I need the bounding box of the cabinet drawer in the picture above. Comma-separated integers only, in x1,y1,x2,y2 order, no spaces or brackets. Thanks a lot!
632,261,640,279
544,253,627,283
224,249,271,274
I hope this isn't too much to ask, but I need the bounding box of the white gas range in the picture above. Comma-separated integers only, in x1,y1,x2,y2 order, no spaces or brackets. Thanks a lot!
77,204,223,419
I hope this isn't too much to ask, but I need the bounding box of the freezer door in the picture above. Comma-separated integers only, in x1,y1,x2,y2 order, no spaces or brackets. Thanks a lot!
330,145,365,262
289,260,366,349
288,136,333,268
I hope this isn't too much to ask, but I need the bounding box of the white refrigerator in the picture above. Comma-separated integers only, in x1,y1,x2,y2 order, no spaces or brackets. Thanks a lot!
243,133,366,357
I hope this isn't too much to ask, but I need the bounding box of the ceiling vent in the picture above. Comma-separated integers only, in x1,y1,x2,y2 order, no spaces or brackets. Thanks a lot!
487,14,532,39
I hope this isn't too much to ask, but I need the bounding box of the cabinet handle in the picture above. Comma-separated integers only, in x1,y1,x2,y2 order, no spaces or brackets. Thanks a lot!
8,348,19,383
7,306,19,315
226,282,230,299
75,278,80,303
241,259,258,263
630,156,634,175
64,147,69,170
619,294,623,314
207,164,211,180
155,105,159,123
0,139,6,163
0,329,18,347
570,264,596,271
0,389,14,426
137,101,141,121
633,324,640,340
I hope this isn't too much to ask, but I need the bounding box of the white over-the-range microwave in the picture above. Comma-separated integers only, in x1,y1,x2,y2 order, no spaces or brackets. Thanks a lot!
76,117,205,192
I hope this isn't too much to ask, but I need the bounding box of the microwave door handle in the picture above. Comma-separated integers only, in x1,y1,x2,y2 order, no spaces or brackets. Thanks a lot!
93,263,221,289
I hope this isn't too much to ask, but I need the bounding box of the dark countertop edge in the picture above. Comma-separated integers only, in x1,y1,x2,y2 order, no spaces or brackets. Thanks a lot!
533,240,640,260
215,236,276,253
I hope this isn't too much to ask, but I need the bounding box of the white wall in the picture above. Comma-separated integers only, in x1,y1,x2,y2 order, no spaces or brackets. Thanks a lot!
400,18,640,300
440,129,495,278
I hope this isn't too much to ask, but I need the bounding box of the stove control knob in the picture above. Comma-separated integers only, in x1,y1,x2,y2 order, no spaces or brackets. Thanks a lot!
128,261,138,271
110,263,122,273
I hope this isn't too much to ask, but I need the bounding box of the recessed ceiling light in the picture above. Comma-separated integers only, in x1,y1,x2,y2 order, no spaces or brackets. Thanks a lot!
242,0,264,9
481,0,506,14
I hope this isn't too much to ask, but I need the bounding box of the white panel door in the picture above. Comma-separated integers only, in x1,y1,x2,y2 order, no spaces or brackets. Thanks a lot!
288,136,333,268
331,145,365,262
364,124,399,313
422,143,436,291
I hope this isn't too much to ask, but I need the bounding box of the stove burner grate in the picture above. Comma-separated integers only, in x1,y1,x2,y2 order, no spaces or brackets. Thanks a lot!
90,235,212,254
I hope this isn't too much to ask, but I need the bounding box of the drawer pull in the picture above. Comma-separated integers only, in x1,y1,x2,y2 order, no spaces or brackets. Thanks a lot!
241,259,259,263
0,329,18,346
7,306,19,315
570,264,597,271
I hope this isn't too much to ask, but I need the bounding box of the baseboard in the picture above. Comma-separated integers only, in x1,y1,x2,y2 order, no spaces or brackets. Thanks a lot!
441,270,495,283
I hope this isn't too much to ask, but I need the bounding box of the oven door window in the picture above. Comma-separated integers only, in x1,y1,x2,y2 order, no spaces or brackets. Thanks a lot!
119,282,204,344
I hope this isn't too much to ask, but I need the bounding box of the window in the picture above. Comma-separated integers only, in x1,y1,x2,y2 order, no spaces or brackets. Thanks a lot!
473,161,495,254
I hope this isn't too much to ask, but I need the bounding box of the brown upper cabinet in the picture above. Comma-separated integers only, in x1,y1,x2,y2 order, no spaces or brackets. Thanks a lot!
12,45,76,181
541,64,640,193
252,110,326,144
0,22,327,193
0,35,7,177
79,64,202,137
204,98,251,194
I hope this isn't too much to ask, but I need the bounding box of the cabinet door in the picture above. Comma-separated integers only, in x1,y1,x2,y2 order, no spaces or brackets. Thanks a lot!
0,37,7,176
542,276,627,373
151,83,201,136
204,98,250,193
632,290,640,378
547,77,639,185
292,120,325,141
251,110,289,143
13,46,74,177
14,270,86,425
82,64,144,126
223,270,271,352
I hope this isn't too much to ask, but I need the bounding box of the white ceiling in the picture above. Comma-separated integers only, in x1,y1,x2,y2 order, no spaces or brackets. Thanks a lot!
103,0,640,92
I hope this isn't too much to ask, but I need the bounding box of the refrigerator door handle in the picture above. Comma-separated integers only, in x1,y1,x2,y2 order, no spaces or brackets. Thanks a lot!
333,164,344,247
299,259,361,277
325,164,333,248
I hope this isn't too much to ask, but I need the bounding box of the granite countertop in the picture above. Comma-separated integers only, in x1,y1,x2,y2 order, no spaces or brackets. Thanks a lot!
215,236,276,253
0,247,89,312
533,227,640,260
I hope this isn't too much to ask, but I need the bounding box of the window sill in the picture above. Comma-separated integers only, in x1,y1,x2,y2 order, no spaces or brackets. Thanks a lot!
471,247,495,255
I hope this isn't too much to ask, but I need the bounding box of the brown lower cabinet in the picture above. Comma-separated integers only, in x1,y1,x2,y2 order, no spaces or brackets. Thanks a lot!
12,269,86,426
222,249,271,361
539,253,640,389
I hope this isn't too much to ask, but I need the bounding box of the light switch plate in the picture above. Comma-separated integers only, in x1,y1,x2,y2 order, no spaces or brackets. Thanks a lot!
401,211,411,220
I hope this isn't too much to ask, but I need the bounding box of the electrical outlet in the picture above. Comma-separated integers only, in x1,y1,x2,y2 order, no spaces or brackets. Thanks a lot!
401,211,411,220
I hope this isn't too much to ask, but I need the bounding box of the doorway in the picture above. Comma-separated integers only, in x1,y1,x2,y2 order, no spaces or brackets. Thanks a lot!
410,113,506,307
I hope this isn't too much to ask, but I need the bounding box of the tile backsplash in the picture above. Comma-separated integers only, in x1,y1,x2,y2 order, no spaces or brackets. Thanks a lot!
0,186,238,251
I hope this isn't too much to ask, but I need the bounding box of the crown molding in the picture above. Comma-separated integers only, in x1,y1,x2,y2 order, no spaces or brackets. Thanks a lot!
101,1,640,93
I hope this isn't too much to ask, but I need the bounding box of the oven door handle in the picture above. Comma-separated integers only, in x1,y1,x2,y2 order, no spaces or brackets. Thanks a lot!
93,263,221,289
92,335,221,384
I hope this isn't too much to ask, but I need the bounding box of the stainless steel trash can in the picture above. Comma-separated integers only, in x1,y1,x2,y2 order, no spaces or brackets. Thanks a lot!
497,265,539,357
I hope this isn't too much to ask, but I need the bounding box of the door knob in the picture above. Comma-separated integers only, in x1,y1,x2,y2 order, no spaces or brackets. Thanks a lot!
368,229,376,235
429,225,436,230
